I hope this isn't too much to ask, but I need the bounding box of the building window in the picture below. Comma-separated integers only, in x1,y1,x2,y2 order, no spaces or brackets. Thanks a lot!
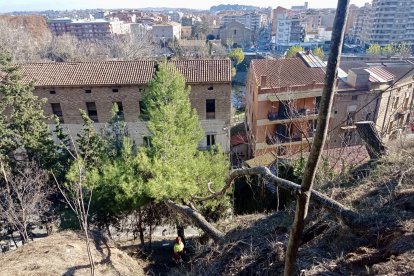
233,29,237,35
86,102,99,122
351,95,358,101
112,88,119,93
206,99,215,119
51,103,64,123
50,90,56,94
206,134,216,147
208,86,214,90
85,89,92,94
114,101,124,120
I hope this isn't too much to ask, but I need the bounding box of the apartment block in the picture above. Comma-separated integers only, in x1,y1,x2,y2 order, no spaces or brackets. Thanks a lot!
221,13,263,31
370,0,414,46
47,18,127,39
245,53,325,157
20,60,232,152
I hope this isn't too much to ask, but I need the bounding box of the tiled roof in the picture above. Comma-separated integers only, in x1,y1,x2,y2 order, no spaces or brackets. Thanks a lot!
19,59,231,87
250,58,326,89
365,66,394,83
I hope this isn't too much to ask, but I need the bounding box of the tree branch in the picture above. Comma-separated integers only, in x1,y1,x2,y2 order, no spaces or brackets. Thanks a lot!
164,200,225,243
194,166,360,228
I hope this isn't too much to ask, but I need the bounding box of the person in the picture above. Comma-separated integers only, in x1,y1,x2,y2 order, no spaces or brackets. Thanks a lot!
173,236,184,263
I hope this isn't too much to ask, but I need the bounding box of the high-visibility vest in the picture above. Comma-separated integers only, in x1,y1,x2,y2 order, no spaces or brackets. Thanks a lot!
174,242,184,253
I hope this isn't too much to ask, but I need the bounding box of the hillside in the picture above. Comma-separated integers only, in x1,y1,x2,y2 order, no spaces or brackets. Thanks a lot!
176,139,414,275
0,231,146,276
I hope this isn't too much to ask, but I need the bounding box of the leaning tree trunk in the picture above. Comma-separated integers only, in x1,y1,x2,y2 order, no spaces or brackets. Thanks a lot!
355,121,388,159
284,1,351,275
164,200,225,243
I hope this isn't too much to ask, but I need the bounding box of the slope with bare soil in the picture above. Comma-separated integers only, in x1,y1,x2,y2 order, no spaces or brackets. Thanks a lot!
184,139,414,275
0,231,146,276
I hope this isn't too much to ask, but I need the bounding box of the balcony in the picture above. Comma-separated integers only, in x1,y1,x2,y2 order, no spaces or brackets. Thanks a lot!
258,108,319,126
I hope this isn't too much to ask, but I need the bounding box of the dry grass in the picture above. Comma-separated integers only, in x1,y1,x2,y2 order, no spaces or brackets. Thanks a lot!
189,138,414,275
0,231,146,276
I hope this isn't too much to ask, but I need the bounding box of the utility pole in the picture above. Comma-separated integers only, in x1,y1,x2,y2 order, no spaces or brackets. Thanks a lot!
283,1,351,275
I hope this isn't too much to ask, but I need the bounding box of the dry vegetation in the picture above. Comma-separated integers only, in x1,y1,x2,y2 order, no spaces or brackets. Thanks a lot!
0,231,146,276
178,138,414,275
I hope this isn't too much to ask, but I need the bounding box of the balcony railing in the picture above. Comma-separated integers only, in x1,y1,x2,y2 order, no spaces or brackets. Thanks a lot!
267,108,318,121
266,132,314,145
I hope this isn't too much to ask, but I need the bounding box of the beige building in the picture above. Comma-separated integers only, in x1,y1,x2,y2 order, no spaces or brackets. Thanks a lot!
152,22,181,41
21,60,232,152
219,21,254,48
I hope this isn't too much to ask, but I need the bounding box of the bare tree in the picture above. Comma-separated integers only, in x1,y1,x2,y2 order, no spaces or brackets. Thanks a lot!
0,161,52,245
106,33,157,60
0,19,50,62
283,1,350,275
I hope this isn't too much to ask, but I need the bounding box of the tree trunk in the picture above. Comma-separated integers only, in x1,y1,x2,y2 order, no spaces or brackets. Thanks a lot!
164,200,225,243
355,121,388,159
284,1,351,275
177,224,186,245
138,208,145,246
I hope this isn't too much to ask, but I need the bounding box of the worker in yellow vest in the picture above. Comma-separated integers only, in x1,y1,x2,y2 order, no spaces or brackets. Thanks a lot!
173,236,184,263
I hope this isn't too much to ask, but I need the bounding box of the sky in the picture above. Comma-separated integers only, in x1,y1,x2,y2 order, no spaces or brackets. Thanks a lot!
0,0,370,13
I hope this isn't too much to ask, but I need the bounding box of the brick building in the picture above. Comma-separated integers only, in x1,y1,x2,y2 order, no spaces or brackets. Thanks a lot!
219,21,254,48
245,53,325,157
20,60,232,151
246,55,414,157
329,61,414,147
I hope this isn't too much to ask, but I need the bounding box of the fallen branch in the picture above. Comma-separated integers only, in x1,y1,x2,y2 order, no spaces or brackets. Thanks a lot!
164,200,225,243
194,166,361,228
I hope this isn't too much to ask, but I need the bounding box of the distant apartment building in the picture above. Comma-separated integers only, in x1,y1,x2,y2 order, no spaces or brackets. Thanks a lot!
47,18,127,39
348,3,373,45
47,18,72,36
219,21,254,48
129,23,152,38
169,11,184,23
221,13,263,31
273,10,305,47
291,2,309,11
20,60,232,152
245,53,325,157
369,0,414,47
152,22,182,41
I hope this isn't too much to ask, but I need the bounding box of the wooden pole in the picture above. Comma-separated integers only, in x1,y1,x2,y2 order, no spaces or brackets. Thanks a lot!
283,1,351,275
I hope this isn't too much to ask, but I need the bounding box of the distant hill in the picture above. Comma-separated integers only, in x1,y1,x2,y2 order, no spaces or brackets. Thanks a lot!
210,4,260,13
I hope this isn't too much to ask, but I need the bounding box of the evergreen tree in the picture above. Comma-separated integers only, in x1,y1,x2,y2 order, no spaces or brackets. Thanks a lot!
286,45,304,58
0,50,55,168
138,63,229,205
313,47,325,60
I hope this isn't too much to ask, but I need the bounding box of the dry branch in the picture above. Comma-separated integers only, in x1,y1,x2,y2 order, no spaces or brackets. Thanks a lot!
194,166,360,228
164,200,225,243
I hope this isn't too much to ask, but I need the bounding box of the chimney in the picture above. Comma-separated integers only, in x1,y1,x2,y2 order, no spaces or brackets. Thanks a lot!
261,75,267,87
347,68,370,89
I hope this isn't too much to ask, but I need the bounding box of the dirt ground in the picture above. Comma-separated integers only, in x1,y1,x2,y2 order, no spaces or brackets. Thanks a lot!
0,231,146,276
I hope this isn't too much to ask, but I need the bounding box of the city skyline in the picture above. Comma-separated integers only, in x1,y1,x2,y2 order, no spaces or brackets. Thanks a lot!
1,0,370,13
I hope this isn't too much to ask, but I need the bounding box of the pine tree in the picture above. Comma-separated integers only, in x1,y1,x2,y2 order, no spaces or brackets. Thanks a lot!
138,63,229,204
0,50,55,168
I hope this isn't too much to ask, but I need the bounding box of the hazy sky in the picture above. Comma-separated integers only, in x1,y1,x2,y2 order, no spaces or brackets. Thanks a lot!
0,0,370,13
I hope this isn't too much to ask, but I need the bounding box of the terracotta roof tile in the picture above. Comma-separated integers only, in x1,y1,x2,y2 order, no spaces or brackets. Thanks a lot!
250,58,326,89
19,59,231,87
